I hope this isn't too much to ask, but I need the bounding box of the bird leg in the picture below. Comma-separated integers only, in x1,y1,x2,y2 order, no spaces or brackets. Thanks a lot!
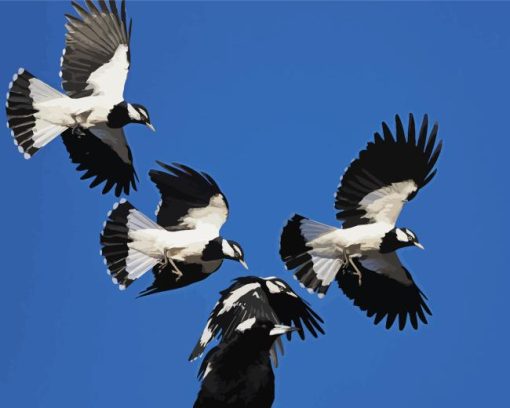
168,257,184,281
161,250,184,281
347,256,363,286
72,125,85,137
342,251,362,286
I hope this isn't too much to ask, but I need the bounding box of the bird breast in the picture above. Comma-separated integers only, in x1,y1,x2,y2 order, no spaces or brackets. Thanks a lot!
128,227,218,261
315,223,392,254
339,223,393,252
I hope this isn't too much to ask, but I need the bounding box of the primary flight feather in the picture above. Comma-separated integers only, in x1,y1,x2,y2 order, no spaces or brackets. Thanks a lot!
280,114,442,330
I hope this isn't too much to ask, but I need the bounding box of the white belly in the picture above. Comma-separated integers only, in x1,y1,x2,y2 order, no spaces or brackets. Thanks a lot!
34,95,120,128
310,223,392,255
128,227,218,261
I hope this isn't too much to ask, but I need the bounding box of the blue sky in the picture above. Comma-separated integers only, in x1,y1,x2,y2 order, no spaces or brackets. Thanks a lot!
1,1,509,407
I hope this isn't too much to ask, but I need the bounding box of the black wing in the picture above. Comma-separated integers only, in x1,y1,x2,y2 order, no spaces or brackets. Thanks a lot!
189,276,324,361
335,114,442,228
149,162,229,231
263,277,325,340
337,252,431,330
61,126,137,196
61,0,132,99
138,260,222,297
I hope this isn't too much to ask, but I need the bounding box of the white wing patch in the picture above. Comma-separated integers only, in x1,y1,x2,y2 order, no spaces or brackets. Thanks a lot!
217,283,261,315
180,194,228,232
265,280,283,294
359,180,417,225
199,320,214,347
203,363,213,379
86,44,129,101
235,317,257,333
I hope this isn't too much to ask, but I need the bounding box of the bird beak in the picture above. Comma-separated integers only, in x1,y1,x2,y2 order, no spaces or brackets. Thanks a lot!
239,259,249,270
414,242,425,250
269,325,299,336
146,123,156,132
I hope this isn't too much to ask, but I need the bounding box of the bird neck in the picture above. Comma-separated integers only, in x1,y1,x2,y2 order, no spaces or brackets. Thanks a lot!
107,102,132,128
379,229,413,253
201,237,225,261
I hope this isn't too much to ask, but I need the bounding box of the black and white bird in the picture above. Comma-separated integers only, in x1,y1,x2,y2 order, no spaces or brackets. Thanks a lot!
5,0,154,196
193,319,297,408
100,162,248,296
280,114,442,330
189,276,324,364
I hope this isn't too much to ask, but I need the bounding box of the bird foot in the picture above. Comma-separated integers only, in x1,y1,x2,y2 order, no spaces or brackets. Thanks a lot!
351,268,362,286
72,126,85,137
343,253,362,286
172,269,183,281
163,252,184,281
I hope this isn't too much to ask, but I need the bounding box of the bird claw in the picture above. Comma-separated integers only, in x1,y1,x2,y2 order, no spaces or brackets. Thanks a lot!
72,126,85,137
162,251,185,281
342,252,362,286
351,268,362,286
172,269,183,281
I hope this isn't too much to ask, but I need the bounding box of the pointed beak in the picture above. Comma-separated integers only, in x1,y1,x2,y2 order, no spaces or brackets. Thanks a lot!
269,325,299,337
146,123,156,132
239,259,249,270
414,242,425,250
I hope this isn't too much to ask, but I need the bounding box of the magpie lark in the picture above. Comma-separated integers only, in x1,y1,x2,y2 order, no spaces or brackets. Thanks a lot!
5,1,154,196
189,276,324,365
193,319,297,408
280,114,442,330
100,162,248,296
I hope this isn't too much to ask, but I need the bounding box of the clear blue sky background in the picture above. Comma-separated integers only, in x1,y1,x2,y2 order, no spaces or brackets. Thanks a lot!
1,1,509,407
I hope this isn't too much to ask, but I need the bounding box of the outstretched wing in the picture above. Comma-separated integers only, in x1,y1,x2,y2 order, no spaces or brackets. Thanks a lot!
61,0,132,100
335,114,442,228
189,276,324,362
337,252,431,330
61,126,137,196
263,277,325,340
149,162,229,231
137,260,222,297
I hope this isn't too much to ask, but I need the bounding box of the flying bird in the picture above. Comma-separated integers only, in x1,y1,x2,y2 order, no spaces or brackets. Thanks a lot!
280,114,442,330
193,319,297,408
100,162,248,296
5,0,154,196
189,276,324,364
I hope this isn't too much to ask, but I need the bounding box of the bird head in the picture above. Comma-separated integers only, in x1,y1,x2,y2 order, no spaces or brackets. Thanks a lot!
235,318,298,341
380,227,424,253
222,239,248,269
233,319,299,351
127,103,155,131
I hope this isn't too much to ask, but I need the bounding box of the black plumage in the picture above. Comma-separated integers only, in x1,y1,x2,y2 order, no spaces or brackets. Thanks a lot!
61,0,132,98
279,114,442,330
100,162,246,294
5,1,153,196
189,276,324,363
149,161,227,230
338,257,431,330
194,320,295,408
62,127,137,196
335,114,441,228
